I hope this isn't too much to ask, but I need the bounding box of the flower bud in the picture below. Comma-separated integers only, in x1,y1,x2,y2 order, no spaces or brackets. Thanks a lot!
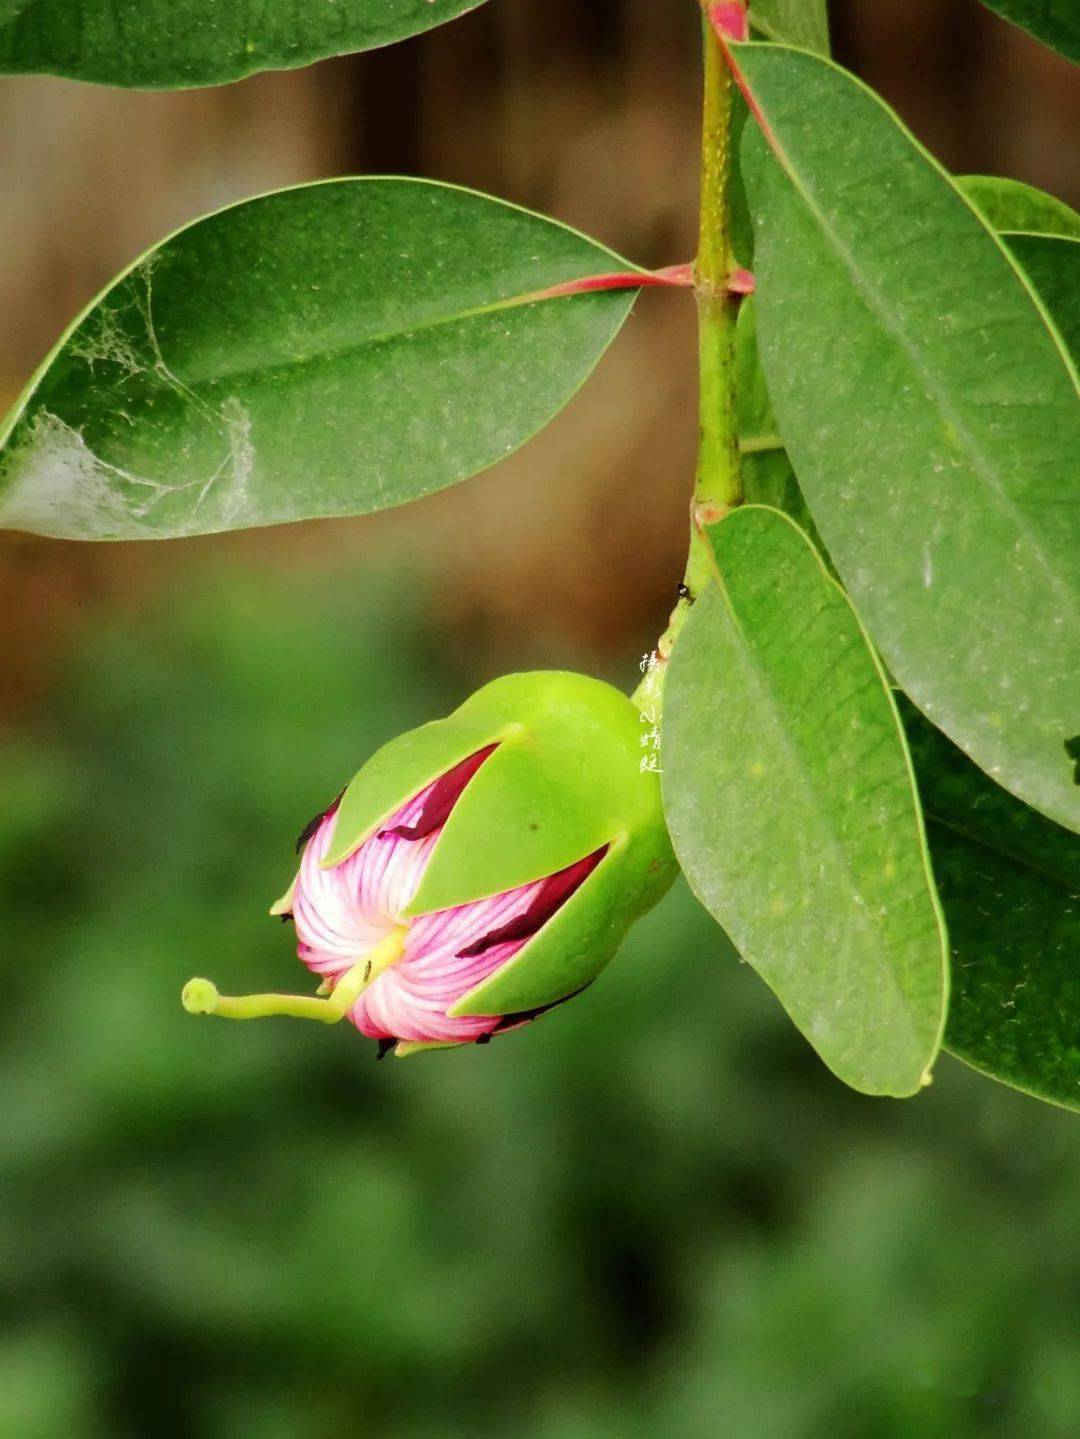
183,671,677,1056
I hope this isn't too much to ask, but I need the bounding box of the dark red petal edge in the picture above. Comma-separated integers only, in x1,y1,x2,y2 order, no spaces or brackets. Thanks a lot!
375,981,597,1056
378,744,499,841
488,979,596,1035
295,788,346,854
370,847,607,1058
458,845,608,959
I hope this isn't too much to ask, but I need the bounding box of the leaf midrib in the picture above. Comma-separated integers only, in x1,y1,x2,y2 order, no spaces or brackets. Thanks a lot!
117,277,633,396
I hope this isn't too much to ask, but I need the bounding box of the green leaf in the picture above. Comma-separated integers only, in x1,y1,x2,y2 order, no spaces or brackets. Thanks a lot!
734,42,1080,835
959,176,1080,361
0,0,491,87
959,174,1080,239
748,0,830,55
734,298,777,446
661,505,948,1098
729,92,756,269
904,703,1080,1112
735,299,824,551
734,258,1075,583
1004,232,1080,361
0,178,637,541
978,0,1080,62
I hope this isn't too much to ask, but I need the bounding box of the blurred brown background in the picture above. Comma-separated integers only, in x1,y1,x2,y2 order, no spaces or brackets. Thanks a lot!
1,0,1077,720
1,12,1079,1437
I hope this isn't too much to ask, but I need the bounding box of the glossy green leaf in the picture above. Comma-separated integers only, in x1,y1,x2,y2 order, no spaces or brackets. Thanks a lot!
0,0,490,87
0,179,637,541
959,174,1080,240
735,42,1080,834
662,505,948,1098
748,0,830,54
904,704,1080,1112
1005,232,1080,361
978,0,1080,62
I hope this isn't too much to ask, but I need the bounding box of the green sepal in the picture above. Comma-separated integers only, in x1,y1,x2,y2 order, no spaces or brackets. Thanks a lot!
322,714,513,868
405,672,667,916
393,1039,460,1058
449,826,677,1018
269,876,296,917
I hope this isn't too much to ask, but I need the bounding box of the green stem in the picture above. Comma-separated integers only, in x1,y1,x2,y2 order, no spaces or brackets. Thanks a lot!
631,7,740,715
689,7,741,565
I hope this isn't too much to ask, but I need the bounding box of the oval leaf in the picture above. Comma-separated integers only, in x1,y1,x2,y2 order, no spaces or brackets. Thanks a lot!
0,179,637,540
978,0,1080,62
904,703,1080,1112
734,42,1080,834
662,505,949,1098
959,174,1080,240
0,0,490,87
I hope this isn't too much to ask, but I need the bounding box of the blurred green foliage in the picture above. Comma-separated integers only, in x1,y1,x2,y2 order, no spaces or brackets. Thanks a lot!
2,568,1080,1439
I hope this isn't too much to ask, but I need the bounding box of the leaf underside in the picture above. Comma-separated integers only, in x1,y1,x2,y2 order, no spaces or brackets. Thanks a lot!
736,190,1080,562
662,505,948,1098
904,703,1080,1113
735,41,1080,835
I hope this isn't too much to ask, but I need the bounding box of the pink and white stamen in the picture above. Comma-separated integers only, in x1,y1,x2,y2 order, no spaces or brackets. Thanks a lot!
288,749,603,1051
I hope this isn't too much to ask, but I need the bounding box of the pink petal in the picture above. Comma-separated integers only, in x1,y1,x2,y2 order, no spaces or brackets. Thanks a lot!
287,756,606,1048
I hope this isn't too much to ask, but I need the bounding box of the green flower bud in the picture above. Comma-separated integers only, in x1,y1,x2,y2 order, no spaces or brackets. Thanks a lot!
182,671,677,1057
